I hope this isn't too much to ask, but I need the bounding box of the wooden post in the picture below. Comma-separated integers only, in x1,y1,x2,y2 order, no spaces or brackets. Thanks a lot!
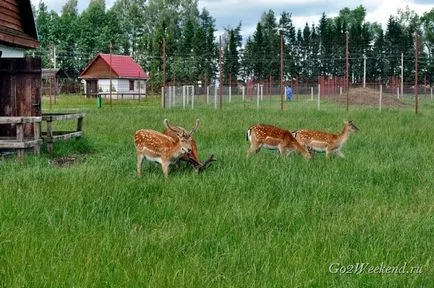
16,123,24,161
76,116,83,133
47,119,53,153
317,83,321,111
33,121,41,155
379,84,382,112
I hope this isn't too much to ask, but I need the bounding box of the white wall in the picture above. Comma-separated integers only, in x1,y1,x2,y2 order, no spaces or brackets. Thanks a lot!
97,79,147,99
0,44,25,58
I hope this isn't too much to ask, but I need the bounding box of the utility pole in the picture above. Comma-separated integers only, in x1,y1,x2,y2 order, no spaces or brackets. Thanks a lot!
280,30,284,112
162,38,166,109
415,33,419,114
363,53,366,88
109,43,113,111
218,36,222,111
401,53,404,98
345,32,349,112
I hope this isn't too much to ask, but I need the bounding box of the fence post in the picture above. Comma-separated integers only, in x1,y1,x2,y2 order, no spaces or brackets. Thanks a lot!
431,86,433,100
257,84,260,110
379,84,382,112
161,87,164,109
168,86,172,108
206,86,210,105
229,85,232,103
214,85,217,110
317,84,321,111
182,85,186,109
192,87,195,109
310,87,313,101
242,86,245,102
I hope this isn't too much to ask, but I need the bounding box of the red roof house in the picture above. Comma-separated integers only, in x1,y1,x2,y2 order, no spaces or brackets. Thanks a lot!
79,53,149,98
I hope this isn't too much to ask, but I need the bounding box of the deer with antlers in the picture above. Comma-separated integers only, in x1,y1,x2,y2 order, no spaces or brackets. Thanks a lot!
162,120,216,173
247,124,311,159
134,118,199,177
292,120,359,159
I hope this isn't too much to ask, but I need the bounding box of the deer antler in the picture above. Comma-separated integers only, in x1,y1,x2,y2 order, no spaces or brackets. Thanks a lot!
164,118,178,133
189,119,200,135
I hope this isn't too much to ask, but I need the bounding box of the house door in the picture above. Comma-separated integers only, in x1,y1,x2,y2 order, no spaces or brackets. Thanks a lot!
0,57,41,137
86,80,98,96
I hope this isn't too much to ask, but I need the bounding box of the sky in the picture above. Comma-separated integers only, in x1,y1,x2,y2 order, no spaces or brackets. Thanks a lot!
31,0,434,39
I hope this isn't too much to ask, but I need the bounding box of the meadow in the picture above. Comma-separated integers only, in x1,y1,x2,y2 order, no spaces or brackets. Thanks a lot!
0,95,433,287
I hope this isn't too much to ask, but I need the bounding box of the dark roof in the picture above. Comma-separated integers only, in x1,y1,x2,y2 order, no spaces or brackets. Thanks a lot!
79,53,149,80
41,68,67,79
0,0,39,49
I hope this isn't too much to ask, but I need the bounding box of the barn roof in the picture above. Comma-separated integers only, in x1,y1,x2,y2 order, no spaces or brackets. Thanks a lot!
42,68,68,79
0,0,39,49
79,53,149,80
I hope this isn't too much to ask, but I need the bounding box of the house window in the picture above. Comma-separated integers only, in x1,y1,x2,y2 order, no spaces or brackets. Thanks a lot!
129,80,134,91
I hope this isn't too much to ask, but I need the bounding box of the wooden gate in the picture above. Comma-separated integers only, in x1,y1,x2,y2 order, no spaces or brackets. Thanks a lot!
0,57,41,136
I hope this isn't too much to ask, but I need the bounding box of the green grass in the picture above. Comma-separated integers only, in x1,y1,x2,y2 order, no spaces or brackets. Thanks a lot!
1,95,433,287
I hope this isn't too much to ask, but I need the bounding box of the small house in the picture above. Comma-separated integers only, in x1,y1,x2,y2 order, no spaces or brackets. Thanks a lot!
79,54,149,99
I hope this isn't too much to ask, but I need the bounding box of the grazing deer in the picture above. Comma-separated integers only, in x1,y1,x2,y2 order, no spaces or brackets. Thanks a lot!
247,124,311,159
134,118,199,177
293,120,359,159
162,120,216,173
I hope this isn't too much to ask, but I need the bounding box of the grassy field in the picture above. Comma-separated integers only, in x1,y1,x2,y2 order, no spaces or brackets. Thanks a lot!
1,95,433,287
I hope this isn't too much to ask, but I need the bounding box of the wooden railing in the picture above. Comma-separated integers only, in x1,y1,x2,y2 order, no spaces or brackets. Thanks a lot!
0,117,42,161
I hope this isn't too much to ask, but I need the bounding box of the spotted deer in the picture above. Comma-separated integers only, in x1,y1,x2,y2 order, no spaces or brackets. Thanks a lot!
293,120,359,159
134,119,199,177
247,124,311,159
162,120,216,172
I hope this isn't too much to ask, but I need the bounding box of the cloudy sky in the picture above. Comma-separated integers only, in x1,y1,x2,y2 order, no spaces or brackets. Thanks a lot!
31,0,434,38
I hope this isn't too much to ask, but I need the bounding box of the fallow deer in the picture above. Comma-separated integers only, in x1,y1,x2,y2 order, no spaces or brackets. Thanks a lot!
162,119,216,172
247,124,311,159
134,118,198,177
293,120,359,159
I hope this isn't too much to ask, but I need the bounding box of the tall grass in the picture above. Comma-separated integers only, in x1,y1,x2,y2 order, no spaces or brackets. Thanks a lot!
1,95,433,287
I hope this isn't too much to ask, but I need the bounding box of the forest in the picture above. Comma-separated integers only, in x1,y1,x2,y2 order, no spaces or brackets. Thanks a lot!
32,0,434,88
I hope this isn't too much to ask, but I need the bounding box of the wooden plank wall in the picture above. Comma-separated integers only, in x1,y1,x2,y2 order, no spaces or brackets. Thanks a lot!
0,57,41,137
0,0,24,33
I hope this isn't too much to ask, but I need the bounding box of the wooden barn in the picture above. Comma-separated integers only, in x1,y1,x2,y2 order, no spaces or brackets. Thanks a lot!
0,0,41,140
79,54,149,99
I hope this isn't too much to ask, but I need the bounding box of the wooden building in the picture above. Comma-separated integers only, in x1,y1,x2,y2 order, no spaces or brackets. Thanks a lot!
41,68,68,95
0,0,40,137
79,54,149,99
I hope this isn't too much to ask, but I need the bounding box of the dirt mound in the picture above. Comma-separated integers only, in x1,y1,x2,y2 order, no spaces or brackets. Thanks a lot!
334,87,408,107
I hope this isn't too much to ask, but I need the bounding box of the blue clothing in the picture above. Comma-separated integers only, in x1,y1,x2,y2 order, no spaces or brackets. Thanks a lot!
286,86,293,100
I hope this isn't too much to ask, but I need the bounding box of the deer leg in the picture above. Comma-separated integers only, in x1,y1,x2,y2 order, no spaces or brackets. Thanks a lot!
326,148,332,160
161,161,170,178
278,145,288,157
136,153,145,176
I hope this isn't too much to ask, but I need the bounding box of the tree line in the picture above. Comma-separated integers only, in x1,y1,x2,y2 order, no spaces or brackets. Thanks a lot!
33,0,434,89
